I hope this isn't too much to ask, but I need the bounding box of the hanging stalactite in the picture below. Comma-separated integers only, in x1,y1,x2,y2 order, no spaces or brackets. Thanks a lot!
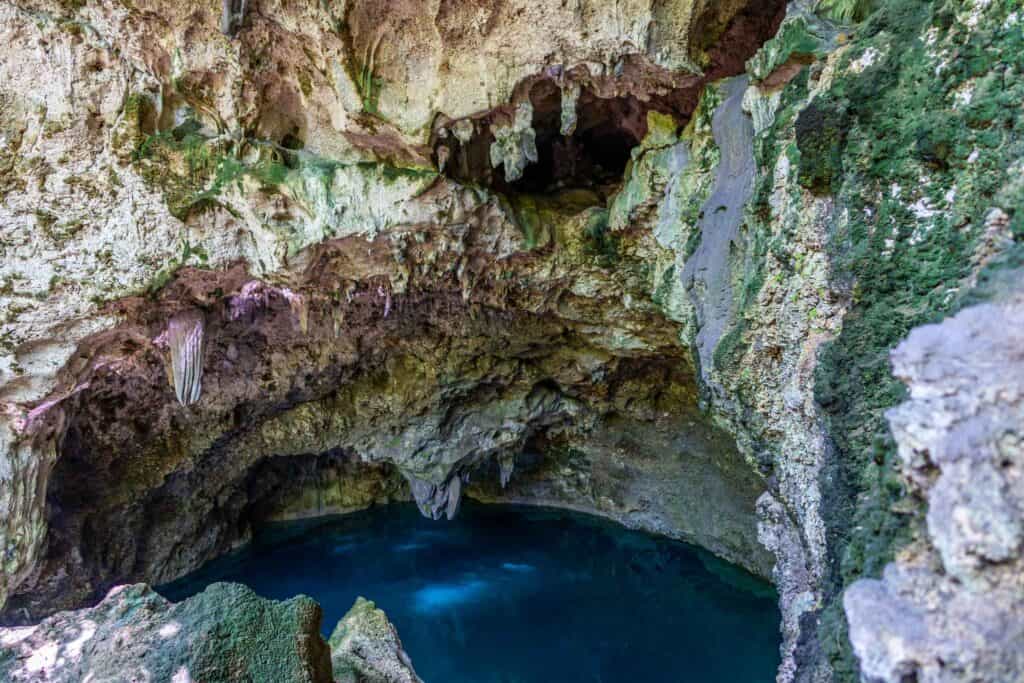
167,311,205,406
220,0,247,37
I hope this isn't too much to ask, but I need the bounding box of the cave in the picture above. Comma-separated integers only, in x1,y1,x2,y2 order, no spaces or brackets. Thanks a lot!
0,272,783,677
1,288,774,625
158,502,781,681
433,79,657,201
3,0,1016,677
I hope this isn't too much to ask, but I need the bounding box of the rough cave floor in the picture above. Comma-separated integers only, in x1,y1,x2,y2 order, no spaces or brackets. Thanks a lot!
159,502,781,683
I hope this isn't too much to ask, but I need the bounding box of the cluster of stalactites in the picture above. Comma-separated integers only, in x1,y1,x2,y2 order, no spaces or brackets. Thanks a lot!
406,455,517,521
168,311,205,406
407,473,466,521
489,102,538,183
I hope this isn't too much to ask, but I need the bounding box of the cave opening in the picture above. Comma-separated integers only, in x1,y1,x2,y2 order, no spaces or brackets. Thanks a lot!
433,78,663,204
511,80,648,196
430,0,789,206
157,501,782,683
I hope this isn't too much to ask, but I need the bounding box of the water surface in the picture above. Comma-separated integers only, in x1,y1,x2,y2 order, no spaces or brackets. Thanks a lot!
160,502,780,682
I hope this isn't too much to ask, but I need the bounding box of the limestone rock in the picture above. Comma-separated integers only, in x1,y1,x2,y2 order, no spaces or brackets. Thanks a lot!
329,597,423,683
845,281,1024,683
0,583,333,683
490,102,538,182
167,311,205,407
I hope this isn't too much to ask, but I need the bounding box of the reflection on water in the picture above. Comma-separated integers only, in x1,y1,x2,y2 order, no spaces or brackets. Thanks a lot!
160,502,780,683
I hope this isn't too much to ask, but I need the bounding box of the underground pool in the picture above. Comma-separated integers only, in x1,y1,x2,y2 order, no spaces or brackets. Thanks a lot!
159,502,781,682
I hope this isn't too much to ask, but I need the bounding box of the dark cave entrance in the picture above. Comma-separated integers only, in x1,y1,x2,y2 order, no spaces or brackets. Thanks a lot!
432,79,666,204
508,82,649,197
430,0,789,205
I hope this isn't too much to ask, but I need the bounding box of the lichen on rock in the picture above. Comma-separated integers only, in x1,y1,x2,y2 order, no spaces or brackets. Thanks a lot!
329,597,423,683
0,583,333,683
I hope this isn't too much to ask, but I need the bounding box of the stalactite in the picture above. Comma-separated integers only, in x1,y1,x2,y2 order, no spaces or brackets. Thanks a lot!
167,311,204,406
406,472,465,520
445,474,462,520
281,288,308,333
220,0,247,37
560,82,580,136
489,102,537,182
498,453,516,489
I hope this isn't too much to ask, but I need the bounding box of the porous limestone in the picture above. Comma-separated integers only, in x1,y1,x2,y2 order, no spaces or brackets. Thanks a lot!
0,1,1021,681
844,281,1024,683
0,583,333,683
330,597,423,683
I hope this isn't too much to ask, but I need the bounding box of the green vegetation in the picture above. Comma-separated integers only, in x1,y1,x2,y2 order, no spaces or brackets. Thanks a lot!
582,209,620,267
794,101,847,194
710,1,1022,677
132,125,288,219
802,0,1023,677
355,59,383,115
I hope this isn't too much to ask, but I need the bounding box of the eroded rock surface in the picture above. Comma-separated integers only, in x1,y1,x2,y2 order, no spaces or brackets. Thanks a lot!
330,597,423,683
845,281,1024,683
0,0,1021,681
0,0,787,624
0,582,333,683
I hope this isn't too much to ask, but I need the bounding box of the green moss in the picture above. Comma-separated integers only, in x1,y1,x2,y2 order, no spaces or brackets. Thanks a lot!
794,101,848,194
747,14,835,82
705,3,1021,676
643,111,680,149
582,209,619,267
133,123,294,219
803,0,1024,677
818,0,876,23
505,194,544,250
361,162,438,184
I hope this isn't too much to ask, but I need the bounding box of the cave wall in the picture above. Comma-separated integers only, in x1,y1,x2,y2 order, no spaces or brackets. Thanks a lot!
0,0,1022,682
722,2,1024,680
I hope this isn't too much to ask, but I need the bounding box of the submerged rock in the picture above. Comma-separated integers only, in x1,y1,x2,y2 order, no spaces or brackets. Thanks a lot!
329,597,423,683
0,583,332,683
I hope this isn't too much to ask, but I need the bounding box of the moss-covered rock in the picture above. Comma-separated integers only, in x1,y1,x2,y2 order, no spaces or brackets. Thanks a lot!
794,100,848,194
329,598,423,683
0,583,332,683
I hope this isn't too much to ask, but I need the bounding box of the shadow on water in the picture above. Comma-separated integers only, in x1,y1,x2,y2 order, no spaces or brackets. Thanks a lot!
159,502,781,683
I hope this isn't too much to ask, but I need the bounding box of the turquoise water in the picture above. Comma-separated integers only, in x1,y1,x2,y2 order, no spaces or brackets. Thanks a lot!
160,502,780,682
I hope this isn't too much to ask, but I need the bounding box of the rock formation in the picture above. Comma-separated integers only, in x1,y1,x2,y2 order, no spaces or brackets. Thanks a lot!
330,597,424,683
0,0,1020,681
0,582,333,682
0,582,424,683
845,281,1024,683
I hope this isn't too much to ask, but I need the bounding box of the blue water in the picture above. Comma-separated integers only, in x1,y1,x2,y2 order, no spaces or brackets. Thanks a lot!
159,503,780,682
